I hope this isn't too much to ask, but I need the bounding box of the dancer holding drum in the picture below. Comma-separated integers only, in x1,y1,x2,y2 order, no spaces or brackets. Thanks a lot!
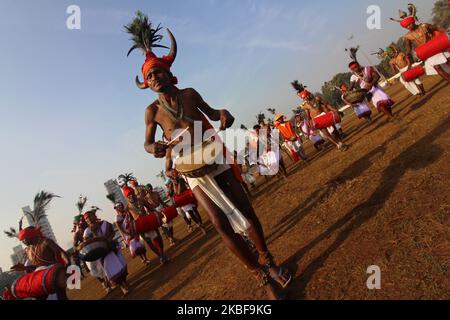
293,113,326,151
348,61,396,120
144,183,178,246
292,81,348,151
340,83,373,123
112,201,151,266
166,170,207,235
82,209,130,297
166,177,195,233
120,180,169,265
126,11,291,299
386,44,426,96
392,4,450,82
8,224,70,300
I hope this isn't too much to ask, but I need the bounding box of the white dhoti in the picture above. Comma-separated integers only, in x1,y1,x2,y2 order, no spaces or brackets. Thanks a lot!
242,172,256,185
129,238,145,257
258,150,280,176
87,259,105,279
285,140,306,159
181,203,197,219
185,164,251,235
177,207,187,218
353,101,372,119
141,231,158,241
424,52,450,75
399,66,422,95
102,250,127,286
368,86,394,112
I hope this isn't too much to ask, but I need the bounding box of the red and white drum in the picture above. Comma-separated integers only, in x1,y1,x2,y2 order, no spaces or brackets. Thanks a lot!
401,65,425,82
129,213,160,236
11,264,66,300
311,111,341,130
174,190,197,207
415,32,450,61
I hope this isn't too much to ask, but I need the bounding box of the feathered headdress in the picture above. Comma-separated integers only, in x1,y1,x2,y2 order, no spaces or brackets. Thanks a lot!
390,3,418,28
76,195,87,215
22,191,61,227
371,48,387,60
291,80,307,93
125,11,177,89
256,113,266,125
3,217,23,239
291,80,310,100
346,46,360,62
267,108,276,115
118,173,136,187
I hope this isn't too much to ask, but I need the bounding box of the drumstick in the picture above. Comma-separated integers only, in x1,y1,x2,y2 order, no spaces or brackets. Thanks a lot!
165,127,190,147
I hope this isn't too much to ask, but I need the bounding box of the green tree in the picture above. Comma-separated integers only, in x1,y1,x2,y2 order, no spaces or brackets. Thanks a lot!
432,0,450,29
321,72,352,107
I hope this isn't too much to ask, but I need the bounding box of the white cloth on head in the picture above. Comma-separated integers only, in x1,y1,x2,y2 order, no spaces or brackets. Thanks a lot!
424,51,450,75
399,66,422,95
185,164,251,235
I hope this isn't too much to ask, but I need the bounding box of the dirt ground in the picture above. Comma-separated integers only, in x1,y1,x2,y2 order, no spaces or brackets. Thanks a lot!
69,76,450,300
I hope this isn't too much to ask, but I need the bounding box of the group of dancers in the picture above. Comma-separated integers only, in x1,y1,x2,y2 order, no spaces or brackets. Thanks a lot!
3,5,449,300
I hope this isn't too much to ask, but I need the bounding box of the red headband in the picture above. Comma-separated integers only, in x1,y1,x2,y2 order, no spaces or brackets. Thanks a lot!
349,62,360,69
400,16,415,28
299,90,309,100
18,228,43,241
83,210,100,221
142,52,175,86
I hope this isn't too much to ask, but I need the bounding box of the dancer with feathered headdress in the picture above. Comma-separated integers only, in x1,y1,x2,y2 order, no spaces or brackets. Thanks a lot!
125,11,291,299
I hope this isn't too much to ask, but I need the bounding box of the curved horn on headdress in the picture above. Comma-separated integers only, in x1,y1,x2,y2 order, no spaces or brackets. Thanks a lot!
135,75,149,89
399,10,408,19
408,3,417,18
19,217,23,231
390,18,403,23
166,28,177,61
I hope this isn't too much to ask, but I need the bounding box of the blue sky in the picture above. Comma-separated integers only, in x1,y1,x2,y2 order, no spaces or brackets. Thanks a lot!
0,0,435,270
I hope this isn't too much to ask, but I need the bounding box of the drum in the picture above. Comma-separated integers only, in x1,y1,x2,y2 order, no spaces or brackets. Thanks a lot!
78,238,110,262
343,89,369,104
415,32,450,61
311,111,341,130
129,213,161,236
161,206,179,224
11,264,66,299
174,190,197,207
175,139,224,178
401,65,425,82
